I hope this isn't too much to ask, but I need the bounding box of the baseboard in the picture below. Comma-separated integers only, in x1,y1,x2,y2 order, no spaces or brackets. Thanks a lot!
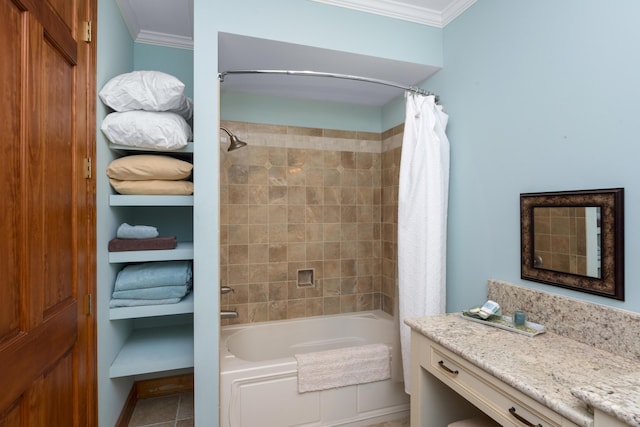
115,373,194,427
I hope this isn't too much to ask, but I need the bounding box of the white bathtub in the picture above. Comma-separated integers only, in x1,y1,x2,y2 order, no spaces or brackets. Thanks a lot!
220,310,409,427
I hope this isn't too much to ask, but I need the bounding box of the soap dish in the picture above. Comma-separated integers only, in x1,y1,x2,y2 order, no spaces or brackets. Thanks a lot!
460,312,546,337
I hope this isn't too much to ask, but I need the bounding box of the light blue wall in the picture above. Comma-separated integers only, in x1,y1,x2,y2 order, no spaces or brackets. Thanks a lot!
425,0,640,313
221,92,383,132
96,0,135,426
133,44,194,98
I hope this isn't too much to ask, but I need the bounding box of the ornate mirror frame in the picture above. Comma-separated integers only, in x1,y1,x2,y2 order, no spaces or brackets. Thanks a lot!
520,188,624,300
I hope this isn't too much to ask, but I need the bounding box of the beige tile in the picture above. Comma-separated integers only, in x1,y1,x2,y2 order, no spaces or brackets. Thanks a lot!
340,294,357,312
248,224,268,243
228,205,248,224
269,186,288,204
323,296,341,314
305,224,323,242
268,166,287,186
248,185,269,204
324,223,341,242
227,165,248,184
248,263,268,283
287,280,306,300
269,281,288,301
269,243,287,262
228,264,248,284
248,205,268,224
306,242,324,261
248,302,269,322
268,300,287,320
228,284,248,305
268,224,287,243
228,245,248,265
306,205,324,224
288,186,306,205
287,299,306,318
219,124,398,324
306,297,323,317
268,262,288,282
287,224,306,243
248,243,269,264
248,283,268,303
248,165,268,185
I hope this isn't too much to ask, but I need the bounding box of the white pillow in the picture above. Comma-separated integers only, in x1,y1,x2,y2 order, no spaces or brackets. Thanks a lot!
99,71,186,112
102,111,192,151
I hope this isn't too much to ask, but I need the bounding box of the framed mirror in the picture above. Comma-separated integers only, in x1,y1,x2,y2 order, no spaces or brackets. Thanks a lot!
520,188,624,300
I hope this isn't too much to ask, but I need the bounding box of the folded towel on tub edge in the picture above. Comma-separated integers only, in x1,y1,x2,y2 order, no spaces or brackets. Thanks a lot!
295,343,390,393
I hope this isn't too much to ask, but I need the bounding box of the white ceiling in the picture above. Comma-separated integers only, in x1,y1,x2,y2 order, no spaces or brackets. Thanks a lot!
116,0,476,106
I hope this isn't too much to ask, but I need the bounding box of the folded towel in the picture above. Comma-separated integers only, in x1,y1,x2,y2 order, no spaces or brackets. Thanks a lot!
109,297,182,308
108,236,177,252
114,260,192,291
295,344,390,393
112,285,190,300
117,223,159,239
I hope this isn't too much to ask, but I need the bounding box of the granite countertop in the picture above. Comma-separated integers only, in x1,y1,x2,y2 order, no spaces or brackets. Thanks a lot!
406,313,640,427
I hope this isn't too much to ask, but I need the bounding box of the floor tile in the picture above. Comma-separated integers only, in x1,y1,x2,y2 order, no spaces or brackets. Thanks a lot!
128,390,405,427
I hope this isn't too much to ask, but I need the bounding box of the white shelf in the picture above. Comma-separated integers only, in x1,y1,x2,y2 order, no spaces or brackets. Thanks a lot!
108,241,194,263
110,292,194,320
109,194,194,206
108,142,194,153
109,323,193,378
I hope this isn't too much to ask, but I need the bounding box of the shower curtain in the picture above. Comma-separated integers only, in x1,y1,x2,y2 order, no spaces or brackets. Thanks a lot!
398,93,450,394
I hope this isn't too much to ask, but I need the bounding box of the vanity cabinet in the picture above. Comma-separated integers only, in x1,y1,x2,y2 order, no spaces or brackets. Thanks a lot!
107,144,195,379
410,330,579,427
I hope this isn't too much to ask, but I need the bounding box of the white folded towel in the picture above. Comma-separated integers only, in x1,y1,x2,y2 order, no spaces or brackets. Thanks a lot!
295,344,391,393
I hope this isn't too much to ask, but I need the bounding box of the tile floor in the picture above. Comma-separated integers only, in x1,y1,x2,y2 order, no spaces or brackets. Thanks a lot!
127,392,409,427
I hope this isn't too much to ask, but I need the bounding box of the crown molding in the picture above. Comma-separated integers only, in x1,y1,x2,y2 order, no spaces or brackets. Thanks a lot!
116,0,193,50
312,0,476,28
135,31,194,50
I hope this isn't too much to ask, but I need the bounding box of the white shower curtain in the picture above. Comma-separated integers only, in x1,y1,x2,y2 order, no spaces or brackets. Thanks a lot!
398,93,450,394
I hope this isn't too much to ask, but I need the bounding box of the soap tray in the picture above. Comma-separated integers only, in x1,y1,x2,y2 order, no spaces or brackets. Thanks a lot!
461,312,546,337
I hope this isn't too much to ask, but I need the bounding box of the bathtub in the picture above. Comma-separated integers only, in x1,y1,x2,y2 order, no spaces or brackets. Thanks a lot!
220,310,409,427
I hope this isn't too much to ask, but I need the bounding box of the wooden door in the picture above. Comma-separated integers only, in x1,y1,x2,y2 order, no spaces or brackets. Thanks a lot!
0,0,96,425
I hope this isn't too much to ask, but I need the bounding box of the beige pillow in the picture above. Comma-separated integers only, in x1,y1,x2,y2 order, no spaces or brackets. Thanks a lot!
110,179,194,195
107,155,192,181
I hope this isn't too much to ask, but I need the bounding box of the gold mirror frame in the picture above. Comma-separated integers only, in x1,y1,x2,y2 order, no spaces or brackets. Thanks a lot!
520,188,624,300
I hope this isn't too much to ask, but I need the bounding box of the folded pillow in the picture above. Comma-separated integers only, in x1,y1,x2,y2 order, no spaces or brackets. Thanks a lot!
110,179,194,195
102,111,192,150
107,155,193,181
99,70,186,112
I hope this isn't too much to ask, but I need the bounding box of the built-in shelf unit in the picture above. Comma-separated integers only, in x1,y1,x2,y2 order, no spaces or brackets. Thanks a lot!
106,143,195,380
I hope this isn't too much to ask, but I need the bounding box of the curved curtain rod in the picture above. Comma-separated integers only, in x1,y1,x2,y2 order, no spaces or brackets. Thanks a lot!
218,69,437,99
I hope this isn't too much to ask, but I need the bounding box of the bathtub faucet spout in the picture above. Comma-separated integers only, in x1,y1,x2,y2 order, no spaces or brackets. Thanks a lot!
221,310,238,319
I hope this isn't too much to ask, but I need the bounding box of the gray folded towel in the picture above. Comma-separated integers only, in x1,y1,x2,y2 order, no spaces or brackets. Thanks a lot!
117,222,159,239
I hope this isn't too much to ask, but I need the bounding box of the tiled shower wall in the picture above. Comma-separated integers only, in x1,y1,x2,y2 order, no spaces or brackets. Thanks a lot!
220,120,403,324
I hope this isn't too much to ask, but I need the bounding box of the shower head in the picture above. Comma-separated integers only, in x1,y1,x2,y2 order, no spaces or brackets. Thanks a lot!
220,127,248,152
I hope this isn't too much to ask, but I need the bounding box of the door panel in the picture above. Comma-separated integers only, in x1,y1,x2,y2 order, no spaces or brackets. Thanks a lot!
0,0,21,348
0,0,96,425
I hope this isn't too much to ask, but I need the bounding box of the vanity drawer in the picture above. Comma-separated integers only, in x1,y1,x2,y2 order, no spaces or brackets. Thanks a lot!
426,342,578,427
